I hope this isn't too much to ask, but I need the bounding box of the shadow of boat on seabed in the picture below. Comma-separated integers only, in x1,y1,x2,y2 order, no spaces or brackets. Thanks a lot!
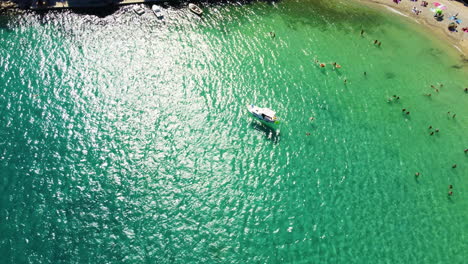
250,121,280,143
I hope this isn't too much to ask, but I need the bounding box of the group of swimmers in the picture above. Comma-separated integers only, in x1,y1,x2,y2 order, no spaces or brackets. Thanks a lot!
447,111,456,119
414,177,458,197
388,95,400,103
428,125,440,136
361,27,466,198
313,58,342,69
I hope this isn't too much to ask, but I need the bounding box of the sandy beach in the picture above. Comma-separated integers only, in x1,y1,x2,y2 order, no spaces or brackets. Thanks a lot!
357,0,468,56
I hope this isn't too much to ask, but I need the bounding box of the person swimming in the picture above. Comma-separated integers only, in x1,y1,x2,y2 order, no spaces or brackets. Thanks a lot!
332,62,341,68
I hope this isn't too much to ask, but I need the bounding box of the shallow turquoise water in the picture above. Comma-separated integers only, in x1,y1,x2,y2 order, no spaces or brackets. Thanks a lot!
1,0,468,263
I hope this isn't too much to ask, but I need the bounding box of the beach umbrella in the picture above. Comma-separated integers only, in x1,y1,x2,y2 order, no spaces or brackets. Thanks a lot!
433,2,447,10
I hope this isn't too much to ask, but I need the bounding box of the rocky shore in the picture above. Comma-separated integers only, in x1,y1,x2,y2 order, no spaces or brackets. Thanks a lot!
0,1,17,11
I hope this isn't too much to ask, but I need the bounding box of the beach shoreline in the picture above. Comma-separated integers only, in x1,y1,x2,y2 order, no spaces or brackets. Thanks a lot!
355,0,468,57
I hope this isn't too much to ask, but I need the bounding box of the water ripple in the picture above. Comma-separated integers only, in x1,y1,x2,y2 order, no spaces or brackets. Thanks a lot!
1,0,468,263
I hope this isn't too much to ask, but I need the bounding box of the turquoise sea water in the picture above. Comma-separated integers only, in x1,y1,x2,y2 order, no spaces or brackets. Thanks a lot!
1,0,468,263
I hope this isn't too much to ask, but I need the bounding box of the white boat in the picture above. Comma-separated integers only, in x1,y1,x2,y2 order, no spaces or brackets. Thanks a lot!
247,104,278,124
152,5,164,19
188,3,203,15
133,5,145,16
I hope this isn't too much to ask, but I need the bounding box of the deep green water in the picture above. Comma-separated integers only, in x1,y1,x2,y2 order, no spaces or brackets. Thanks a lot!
1,0,468,263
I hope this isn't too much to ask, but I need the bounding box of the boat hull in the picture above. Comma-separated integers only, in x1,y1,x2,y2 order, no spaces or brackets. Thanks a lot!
247,104,277,124
188,3,203,15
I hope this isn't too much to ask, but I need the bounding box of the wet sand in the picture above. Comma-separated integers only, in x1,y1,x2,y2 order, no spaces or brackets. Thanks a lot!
356,0,468,56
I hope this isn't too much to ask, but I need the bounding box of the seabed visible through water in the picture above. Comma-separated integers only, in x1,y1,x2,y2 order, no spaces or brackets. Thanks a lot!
0,0,467,263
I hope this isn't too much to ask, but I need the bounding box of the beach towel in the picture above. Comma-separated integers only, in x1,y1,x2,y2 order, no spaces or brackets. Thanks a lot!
449,16,462,24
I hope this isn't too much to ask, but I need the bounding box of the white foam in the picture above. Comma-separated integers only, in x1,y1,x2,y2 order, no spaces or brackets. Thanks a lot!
453,45,462,53
384,6,409,18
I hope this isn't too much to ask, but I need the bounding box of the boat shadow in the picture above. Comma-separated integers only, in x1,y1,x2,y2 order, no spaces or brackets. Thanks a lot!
250,121,280,143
